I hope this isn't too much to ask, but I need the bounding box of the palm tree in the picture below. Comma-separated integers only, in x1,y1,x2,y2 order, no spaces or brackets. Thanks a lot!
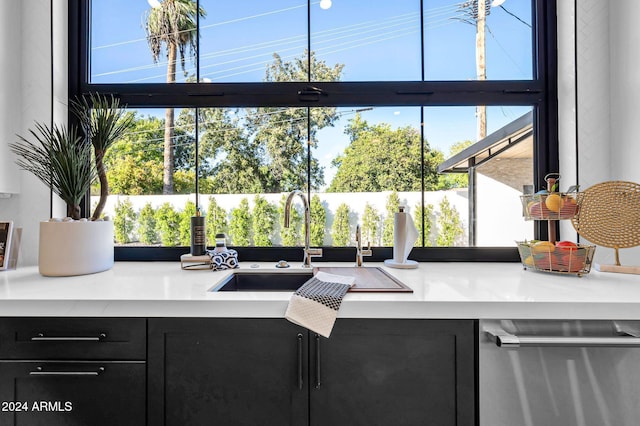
144,0,205,194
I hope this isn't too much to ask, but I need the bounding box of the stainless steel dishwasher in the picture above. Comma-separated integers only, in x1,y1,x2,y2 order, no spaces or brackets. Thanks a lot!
480,319,640,426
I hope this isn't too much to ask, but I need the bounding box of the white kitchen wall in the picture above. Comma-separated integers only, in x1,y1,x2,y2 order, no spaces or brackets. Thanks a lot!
608,0,640,264
0,0,67,267
559,0,640,265
0,1,22,196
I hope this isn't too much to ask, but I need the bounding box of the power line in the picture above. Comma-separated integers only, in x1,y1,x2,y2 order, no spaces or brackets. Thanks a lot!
499,5,531,28
94,12,461,82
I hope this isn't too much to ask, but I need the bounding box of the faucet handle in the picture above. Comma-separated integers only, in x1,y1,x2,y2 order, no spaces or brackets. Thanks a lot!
307,247,323,257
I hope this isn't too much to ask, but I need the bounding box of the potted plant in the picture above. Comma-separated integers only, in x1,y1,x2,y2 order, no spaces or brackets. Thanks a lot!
10,94,132,276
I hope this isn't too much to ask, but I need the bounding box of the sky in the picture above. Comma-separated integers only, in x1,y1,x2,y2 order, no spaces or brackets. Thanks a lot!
90,0,533,187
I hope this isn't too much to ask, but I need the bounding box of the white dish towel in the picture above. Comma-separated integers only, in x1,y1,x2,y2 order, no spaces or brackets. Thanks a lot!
285,271,355,338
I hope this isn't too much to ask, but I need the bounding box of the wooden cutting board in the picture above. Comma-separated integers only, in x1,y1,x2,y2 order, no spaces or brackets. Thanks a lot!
314,266,413,293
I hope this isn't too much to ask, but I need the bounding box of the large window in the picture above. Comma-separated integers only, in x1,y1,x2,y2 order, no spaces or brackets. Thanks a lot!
72,0,557,260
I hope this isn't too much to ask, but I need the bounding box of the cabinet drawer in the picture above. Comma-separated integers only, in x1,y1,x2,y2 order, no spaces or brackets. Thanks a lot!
0,361,145,426
0,318,146,360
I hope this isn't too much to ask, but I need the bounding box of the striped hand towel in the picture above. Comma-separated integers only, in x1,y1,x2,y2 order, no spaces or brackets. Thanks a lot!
285,271,355,338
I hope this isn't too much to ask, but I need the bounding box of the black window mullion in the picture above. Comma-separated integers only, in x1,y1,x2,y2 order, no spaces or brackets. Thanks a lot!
69,0,556,261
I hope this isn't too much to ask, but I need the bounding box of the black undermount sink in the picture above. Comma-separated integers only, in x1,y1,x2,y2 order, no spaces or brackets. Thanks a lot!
211,271,313,292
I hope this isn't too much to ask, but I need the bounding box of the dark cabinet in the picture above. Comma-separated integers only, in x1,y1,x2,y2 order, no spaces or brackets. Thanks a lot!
148,318,476,426
148,318,308,426
0,318,146,426
310,319,476,426
0,362,145,426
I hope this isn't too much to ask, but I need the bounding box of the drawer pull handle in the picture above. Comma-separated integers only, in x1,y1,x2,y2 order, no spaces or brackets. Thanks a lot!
486,329,640,348
315,334,321,389
29,366,105,376
297,333,303,390
31,333,107,342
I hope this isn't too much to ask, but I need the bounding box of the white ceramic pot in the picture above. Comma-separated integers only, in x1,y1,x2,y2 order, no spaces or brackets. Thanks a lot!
39,220,114,277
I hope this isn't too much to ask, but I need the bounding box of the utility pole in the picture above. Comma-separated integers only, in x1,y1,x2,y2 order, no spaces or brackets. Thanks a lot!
476,0,487,141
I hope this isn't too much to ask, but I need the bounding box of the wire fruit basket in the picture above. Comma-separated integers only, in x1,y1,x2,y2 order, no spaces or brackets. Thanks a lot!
520,192,583,220
517,173,595,276
517,241,596,277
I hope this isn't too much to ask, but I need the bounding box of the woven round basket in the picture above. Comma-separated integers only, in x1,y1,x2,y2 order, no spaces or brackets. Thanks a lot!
571,181,640,265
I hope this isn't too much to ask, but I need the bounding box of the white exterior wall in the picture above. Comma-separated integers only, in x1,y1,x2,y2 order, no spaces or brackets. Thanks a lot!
475,174,533,246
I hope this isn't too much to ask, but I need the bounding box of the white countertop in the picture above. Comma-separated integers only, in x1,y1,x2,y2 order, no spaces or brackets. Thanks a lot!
0,261,638,319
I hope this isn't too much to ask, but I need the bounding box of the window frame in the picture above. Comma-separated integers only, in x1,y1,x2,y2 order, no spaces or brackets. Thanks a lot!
68,0,558,262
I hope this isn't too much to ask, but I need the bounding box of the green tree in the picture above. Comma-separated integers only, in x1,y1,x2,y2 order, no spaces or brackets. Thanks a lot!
104,113,194,195
155,202,181,246
414,203,434,247
229,198,251,246
382,191,401,246
361,203,380,246
180,108,267,194
436,140,474,190
113,198,137,244
252,195,276,247
310,195,326,246
138,203,158,244
279,195,303,246
436,196,464,246
108,157,164,195
179,200,197,246
206,196,228,244
328,114,441,192
244,51,344,192
331,203,351,246
144,0,205,194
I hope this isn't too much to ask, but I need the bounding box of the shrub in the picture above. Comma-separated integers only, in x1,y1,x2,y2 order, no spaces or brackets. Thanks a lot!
331,203,351,246
252,195,276,247
155,202,181,246
179,200,197,246
138,202,158,244
361,203,380,246
206,196,228,244
113,198,137,244
229,198,251,246
436,196,464,246
310,195,326,246
414,203,434,247
382,191,400,246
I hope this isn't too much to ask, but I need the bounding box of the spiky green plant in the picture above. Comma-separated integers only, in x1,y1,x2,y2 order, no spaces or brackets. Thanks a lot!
71,93,133,220
10,122,95,220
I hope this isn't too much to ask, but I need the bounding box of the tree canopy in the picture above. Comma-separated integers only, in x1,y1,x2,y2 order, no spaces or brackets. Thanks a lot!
328,114,443,192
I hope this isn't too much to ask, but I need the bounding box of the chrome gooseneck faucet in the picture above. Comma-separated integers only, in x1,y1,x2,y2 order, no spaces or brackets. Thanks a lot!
284,190,323,268
355,224,372,267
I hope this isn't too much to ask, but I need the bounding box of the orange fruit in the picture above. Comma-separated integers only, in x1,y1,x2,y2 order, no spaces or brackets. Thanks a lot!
545,193,564,212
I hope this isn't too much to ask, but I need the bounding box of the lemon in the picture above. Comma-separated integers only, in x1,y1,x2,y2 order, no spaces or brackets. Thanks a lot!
523,255,535,266
531,240,555,254
545,193,564,212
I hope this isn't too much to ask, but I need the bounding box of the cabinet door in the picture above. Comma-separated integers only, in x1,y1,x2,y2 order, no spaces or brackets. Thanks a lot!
0,362,145,426
148,318,308,426
310,319,476,426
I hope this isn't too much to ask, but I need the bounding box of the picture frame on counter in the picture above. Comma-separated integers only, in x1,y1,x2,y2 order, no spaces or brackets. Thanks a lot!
0,221,13,270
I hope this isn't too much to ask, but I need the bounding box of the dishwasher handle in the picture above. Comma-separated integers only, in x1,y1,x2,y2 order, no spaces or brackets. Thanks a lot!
486,325,640,348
